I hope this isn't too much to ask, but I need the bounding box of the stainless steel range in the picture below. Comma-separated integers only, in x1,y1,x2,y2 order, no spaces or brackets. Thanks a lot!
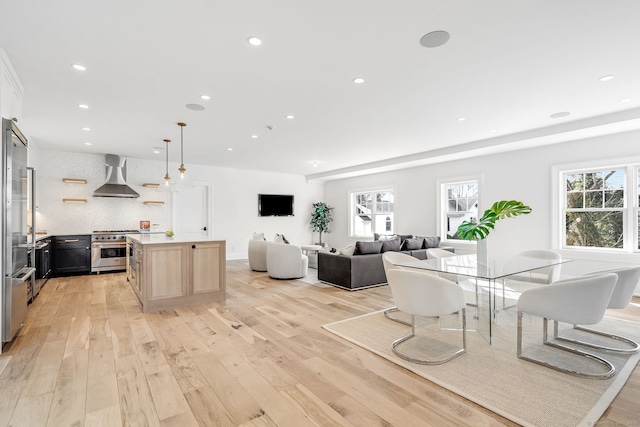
91,230,139,273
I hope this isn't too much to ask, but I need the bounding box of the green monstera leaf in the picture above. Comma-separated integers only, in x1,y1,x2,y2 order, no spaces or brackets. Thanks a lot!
457,200,532,241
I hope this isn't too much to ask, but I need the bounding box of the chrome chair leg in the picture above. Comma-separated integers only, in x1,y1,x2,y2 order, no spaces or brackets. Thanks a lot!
553,322,639,354
392,309,466,365
383,307,411,326
517,312,615,379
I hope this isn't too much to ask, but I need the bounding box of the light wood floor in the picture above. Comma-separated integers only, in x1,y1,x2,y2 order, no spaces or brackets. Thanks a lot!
0,260,638,426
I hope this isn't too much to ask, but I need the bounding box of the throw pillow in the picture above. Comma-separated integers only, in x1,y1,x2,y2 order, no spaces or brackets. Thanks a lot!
422,236,441,249
397,234,413,243
274,234,290,244
402,237,423,250
375,233,398,241
253,232,266,241
339,245,356,256
353,240,383,255
381,237,401,252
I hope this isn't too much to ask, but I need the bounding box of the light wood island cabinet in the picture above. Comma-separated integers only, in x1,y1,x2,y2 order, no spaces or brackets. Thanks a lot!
126,234,226,313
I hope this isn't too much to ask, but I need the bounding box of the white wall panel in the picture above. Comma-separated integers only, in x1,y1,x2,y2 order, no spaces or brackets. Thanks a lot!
323,130,640,294
34,150,324,260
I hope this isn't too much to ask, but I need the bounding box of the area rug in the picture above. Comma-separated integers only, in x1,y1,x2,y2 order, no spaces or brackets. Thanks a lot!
297,269,332,288
322,310,640,427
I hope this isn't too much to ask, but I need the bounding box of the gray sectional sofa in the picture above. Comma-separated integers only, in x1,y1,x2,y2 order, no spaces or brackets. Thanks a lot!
317,234,452,290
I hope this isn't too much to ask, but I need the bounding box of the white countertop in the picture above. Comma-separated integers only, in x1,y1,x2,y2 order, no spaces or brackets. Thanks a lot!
126,232,223,245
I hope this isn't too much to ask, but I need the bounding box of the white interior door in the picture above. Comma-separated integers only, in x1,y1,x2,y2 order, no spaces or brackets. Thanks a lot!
172,182,212,235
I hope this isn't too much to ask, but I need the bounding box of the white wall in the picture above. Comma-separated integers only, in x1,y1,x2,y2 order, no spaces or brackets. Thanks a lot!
33,149,324,259
323,130,640,293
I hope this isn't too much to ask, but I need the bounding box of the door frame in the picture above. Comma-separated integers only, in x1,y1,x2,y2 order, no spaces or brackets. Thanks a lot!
171,181,213,237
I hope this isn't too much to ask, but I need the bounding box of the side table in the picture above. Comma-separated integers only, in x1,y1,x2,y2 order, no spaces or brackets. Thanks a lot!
300,244,324,269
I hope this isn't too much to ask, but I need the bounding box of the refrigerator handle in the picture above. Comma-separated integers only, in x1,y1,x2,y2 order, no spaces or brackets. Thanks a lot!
28,167,36,243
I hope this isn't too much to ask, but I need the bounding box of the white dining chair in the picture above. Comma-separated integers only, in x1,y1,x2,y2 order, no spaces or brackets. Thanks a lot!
387,268,467,365
517,272,618,379
382,251,434,325
426,248,459,284
554,266,640,353
501,249,562,309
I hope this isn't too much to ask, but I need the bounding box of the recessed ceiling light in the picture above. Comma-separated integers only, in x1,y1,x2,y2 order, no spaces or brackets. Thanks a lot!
84,142,92,146
227,148,233,151
186,103,205,111
420,31,450,48
286,115,294,119
82,127,90,131
620,98,632,103
457,117,466,122
599,75,615,82
312,161,318,168
490,129,497,133
200,95,210,100
78,104,89,109
251,134,258,139
550,111,570,118
247,36,262,46
72,64,86,71
353,77,365,84
153,150,160,154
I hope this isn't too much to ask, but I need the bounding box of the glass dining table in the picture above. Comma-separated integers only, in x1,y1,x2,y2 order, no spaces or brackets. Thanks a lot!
395,254,572,344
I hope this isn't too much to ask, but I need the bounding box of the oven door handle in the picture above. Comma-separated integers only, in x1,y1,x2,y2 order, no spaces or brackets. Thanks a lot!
92,242,126,248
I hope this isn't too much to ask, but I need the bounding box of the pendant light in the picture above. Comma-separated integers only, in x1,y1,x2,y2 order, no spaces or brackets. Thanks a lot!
177,122,186,178
163,139,171,185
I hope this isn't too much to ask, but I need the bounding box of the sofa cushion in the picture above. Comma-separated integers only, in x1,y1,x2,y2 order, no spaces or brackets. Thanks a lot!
402,237,424,250
421,236,441,249
354,240,383,255
253,232,266,240
381,238,402,252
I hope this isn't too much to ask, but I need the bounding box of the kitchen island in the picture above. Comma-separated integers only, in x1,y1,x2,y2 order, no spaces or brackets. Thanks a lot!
126,233,226,313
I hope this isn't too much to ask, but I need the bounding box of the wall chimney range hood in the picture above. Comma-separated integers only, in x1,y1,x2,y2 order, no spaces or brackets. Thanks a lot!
93,154,140,198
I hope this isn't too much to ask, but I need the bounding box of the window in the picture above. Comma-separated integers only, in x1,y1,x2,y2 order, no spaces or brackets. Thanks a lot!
560,164,640,252
350,189,394,237
441,180,478,240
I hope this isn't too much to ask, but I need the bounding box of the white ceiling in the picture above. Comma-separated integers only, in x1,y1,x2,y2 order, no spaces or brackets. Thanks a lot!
1,1,640,180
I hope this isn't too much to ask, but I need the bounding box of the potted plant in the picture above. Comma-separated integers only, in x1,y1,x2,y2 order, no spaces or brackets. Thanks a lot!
457,200,532,240
310,202,334,247
457,200,532,261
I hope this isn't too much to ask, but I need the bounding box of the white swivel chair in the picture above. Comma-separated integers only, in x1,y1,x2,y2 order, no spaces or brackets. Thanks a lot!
266,243,309,280
517,273,618,379
387,269,467,365
554,266,640,353
248,239,271,272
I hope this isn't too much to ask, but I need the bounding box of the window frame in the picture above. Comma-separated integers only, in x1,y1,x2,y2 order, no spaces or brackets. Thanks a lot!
553,159,640,255
348,187,395,238
437,175,482,246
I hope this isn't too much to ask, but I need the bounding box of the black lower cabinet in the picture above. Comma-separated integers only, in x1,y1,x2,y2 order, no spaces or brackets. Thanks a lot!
53,235,91,275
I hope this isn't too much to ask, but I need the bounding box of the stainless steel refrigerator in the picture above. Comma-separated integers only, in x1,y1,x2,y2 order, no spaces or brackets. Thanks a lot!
2,118,35,343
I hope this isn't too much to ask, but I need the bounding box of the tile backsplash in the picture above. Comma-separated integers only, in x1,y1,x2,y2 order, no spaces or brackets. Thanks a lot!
36,151,171,235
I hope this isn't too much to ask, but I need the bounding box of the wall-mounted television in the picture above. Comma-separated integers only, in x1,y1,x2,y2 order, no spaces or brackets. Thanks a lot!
258,194,294,217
